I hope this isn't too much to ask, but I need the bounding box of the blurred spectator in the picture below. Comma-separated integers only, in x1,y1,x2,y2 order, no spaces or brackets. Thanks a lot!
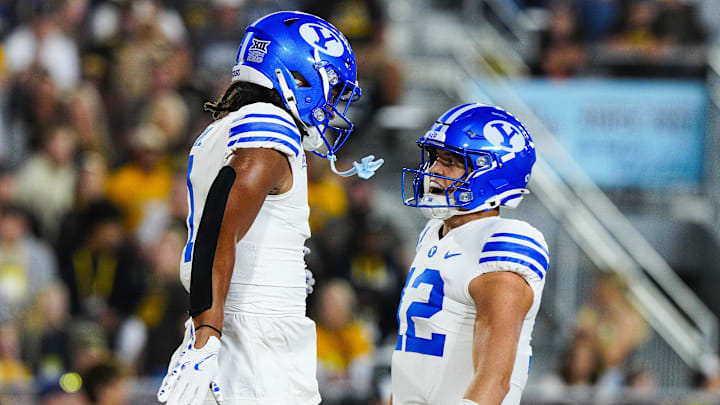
75,153,109,209
67,321,111,375
538,330,602,399
81,361,130,405
135,169,189,249
307,155,349,235
347,217,403,341
535,2,586,77
314,279,375,405
56,200,146,331
193,0,247,85
141,49,190,152
308,0,404,121
22,283,74,380
578,0,619,42
0,321,31,386
37,375,87,405
7,67,68,162
16,125,78,239
0,321,32,391
654,0,706,46
3,0,80,92
0,204,57,319
606,0,663,53
105,124,173,231
242,0,303,29
0,164,18,206
68,54,114,161
56,152,109,254
90,0,187,47
136,227,189,375
576,272,649,393
105,1,187,142
55,0,89,41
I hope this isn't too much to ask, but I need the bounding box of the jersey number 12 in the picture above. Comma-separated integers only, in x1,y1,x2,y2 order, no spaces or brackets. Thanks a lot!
396,267,446,357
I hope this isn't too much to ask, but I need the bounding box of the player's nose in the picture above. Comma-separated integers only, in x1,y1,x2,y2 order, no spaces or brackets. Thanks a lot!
428,160,445,176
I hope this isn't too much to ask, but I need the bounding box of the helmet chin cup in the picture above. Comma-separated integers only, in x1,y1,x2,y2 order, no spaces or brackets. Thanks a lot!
301,126,324,151
422,206,455,220
419,193,455,220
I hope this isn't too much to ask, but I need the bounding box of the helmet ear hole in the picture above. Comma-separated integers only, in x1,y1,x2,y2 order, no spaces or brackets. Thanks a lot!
291,71,310,87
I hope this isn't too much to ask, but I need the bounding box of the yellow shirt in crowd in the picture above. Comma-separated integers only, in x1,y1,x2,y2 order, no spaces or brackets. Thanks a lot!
316,321,373,374
105,163,172,230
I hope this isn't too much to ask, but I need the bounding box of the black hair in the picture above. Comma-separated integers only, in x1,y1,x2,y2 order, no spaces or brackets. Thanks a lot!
203,81,292,120
82,361,124,404
204,81,310,142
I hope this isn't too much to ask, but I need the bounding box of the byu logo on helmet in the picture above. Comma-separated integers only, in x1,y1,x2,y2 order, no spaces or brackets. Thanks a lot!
401,103,537,218
483,120,526,152
299,23,344,57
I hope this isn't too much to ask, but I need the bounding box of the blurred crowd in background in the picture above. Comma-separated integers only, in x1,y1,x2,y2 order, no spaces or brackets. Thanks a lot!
527,0,709,78
0,0,718,404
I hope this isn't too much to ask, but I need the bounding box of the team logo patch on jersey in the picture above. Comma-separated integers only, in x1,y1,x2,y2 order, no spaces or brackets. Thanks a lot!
247,39,271,63
299,23,345,57
483,120,526,152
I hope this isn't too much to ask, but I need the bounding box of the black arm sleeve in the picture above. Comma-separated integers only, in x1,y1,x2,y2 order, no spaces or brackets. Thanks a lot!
189,166,237,316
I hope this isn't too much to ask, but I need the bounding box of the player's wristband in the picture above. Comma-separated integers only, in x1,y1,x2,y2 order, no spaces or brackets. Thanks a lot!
195,324,222,337
459,400,480,405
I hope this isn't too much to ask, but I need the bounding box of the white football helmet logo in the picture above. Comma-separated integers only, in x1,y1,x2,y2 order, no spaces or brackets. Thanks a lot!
482,120,526,152
299,23,344,57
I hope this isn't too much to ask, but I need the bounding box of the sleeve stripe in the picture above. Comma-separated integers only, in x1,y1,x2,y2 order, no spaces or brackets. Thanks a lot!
227,136,299,156
482,241,549,271
230,122,301,144
490,232,548,255
228,130,300,151
480,251,546,276
487,235,548,259
232,116,300,134
479,256,544,279
242,113,296,128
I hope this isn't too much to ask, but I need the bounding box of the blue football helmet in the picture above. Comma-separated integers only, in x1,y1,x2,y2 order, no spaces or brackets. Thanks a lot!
231,11,382,178
402,103,536,219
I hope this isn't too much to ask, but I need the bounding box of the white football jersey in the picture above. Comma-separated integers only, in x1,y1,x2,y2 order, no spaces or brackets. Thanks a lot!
392,216,548,405
179,102,310,316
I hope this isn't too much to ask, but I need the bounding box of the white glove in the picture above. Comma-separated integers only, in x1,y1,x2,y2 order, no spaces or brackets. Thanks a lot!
459,399,479,405
157,318,224,404
303,246,315,295
305,268,316,295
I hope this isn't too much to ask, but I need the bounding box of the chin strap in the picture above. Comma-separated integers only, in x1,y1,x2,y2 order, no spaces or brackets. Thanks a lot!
328,154,384,179
275,66,383,179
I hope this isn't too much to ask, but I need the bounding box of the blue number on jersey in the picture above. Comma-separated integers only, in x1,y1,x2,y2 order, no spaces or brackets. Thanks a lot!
395,268,446,357
183,155,195,262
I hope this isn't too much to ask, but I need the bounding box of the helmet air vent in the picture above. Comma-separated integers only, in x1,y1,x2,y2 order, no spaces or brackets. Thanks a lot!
283,18,300,26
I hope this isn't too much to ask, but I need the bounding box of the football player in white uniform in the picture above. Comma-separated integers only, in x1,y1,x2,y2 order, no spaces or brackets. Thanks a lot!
156,11,383,405
392,104,548,405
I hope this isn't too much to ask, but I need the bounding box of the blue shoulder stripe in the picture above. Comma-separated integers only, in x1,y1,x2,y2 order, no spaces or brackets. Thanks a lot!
482,241,548,271
491,232,548,255
479,256,544,279
227,136,299,156
242,113,296,128
229,122,301,145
